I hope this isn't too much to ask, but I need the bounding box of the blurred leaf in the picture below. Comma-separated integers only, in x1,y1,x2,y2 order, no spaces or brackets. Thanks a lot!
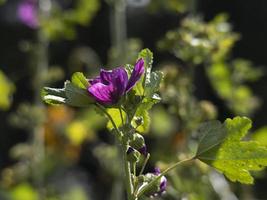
62,186,88,200
41,0,100,40
9,103,46,130
108,38,143,66
252,127,267,147
158,14,239,65
0,0,6,6
0,70,15,110
71,72,89,89
66,121,91,145
196,117,267,184
151,106,174,136
148,0,191,13
11,183,38,200
207,62,259,116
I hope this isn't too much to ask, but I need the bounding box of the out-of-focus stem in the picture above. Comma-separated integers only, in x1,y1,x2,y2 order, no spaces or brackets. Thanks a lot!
110,0,127,64
32,0,51,199
190,0,198,14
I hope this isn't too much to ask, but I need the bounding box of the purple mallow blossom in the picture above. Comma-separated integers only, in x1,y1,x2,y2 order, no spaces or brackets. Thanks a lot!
152,167,167,196
17,0,39,29
88,59,145,105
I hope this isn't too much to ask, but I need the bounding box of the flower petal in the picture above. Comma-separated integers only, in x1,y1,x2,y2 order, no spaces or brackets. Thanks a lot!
89,76,101,85
126,58,145,92
88,83,114,104
111,67,128,97
100,69,114,84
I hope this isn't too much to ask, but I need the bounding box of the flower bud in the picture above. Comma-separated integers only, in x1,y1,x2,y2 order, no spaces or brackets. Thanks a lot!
134,116,143,127
143,167,167,197
129,133,147,155
127,147,141,163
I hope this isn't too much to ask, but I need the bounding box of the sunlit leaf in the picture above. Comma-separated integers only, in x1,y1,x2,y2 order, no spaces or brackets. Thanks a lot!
196,117,267,184
71,72,89,89
106,108,126,130
252,127,267,147
144,71,163,98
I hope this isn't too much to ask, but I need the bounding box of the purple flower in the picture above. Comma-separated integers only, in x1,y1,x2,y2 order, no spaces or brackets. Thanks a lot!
152,167,167,196
88,59,145,105
17,0,39,29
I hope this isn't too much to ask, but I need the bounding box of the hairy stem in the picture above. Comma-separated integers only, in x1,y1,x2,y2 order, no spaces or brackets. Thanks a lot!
96,103,121,138
122,145,134,200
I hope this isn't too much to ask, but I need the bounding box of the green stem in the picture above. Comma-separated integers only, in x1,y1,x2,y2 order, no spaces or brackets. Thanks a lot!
136,157,194,198
110,0,127,64
97,103,135,199
139,153,150,176
119,106,124,124
122,145,134,200
96,103,121,138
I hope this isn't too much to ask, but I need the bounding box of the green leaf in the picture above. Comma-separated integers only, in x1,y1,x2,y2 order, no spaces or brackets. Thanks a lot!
195,116,267,184
42,81,93,107
65,81,93,107
144,71,163,98
71,72,89,89
133,49,153,96
42,87,66,105
132,101,154,133
252,127,267,147
138,48,153,88
196,120,227,157
134,109,150,133
106,108,126,130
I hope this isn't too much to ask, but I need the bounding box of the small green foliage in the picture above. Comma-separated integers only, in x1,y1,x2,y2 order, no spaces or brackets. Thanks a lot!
144,71,163,99
158,14,239,65
122,49,163,133
134,106,150,133
138,48,153,90
42,79,93,107
196,117,267,184
148,0,192,13
71,72,89,89
207,61,260,116
41,0,100,40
